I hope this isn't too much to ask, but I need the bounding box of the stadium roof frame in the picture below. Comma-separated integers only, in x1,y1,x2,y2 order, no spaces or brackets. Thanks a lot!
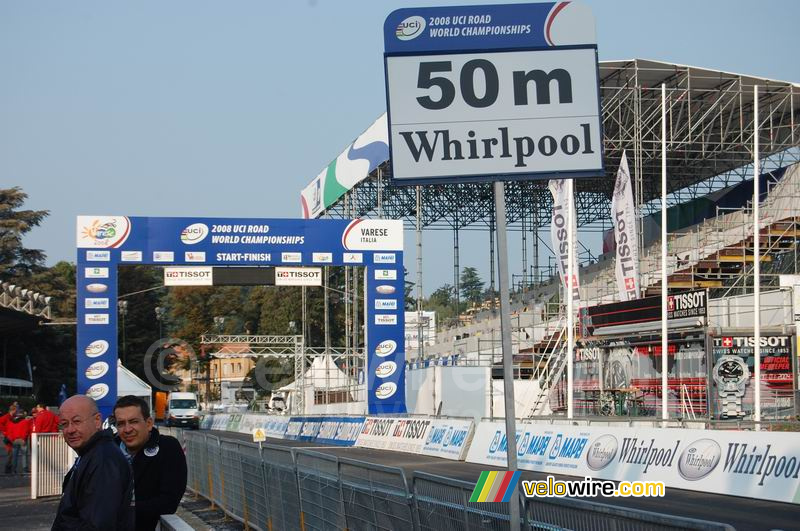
317,59,800,234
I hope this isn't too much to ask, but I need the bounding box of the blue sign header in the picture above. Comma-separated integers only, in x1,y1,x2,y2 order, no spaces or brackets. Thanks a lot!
384,2,596,54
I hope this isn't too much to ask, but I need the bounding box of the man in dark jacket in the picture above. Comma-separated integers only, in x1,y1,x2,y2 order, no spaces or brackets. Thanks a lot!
113,395,187,530
52,395,134,530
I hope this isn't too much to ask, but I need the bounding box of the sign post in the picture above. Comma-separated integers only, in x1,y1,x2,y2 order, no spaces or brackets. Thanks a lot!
384,2,602,522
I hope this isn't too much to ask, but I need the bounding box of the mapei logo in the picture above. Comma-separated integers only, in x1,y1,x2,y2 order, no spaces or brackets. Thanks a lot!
548,433,588,460
180,223,209,244
396,15,425,41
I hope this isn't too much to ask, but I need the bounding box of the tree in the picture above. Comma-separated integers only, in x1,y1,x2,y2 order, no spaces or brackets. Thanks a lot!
428,284,454,308
460,267,484,305
0,187,49,278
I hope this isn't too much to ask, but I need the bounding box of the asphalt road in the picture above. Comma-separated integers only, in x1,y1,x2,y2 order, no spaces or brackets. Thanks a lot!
206,429,796,531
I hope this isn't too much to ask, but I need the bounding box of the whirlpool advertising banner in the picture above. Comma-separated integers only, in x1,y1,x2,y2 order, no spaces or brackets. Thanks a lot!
466,421,800,504
76,215,405,417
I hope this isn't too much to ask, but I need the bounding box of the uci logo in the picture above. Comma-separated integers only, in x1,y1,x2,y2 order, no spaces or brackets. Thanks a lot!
395,16,426,41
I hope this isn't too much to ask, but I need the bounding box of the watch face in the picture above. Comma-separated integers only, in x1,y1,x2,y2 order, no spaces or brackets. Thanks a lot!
607,360,628,389
719,360,744,380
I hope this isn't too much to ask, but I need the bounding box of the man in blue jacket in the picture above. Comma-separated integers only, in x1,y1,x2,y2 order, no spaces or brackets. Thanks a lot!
113,395,187,530
52,395,134,530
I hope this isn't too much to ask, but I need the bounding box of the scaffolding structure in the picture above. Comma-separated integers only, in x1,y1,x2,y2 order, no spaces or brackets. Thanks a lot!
200,334,365,415
313,59,800,312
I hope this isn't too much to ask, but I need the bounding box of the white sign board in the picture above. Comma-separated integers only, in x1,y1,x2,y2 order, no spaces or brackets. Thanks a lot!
387,49,602,182
355,417,432,454
420,418,475,461
275,267,323,286
164,266,213,286
466,421,800,504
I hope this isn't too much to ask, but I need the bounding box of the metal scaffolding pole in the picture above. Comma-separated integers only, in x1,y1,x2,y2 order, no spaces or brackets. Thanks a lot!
416,186,424,359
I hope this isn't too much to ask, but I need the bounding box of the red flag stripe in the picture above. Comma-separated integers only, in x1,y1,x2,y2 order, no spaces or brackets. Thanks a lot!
493,471,514,502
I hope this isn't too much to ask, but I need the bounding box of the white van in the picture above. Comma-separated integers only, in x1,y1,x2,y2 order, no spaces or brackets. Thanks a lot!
165,392,200,429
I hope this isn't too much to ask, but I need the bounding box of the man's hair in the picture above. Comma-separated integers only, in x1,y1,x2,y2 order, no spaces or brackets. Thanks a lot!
113,395,151,420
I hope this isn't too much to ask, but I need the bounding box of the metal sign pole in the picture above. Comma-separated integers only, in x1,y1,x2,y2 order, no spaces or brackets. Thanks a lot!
662,84,669,421
494,181,520,531
754,85,761,426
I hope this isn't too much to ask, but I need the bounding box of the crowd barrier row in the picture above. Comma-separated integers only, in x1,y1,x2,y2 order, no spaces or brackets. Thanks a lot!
201,412,800,506
165,427,733,531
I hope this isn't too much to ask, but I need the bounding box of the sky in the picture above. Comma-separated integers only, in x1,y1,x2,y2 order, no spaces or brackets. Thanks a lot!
2,0,799,292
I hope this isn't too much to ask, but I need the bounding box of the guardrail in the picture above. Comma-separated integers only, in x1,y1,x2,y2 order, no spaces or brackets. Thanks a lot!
166,428,734,531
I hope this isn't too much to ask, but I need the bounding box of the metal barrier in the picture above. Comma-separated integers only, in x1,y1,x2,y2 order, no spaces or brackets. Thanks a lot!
30,432,76,499
178,430,735,531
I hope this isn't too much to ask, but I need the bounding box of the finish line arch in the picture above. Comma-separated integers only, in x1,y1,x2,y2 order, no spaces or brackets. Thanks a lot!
76,216,405,418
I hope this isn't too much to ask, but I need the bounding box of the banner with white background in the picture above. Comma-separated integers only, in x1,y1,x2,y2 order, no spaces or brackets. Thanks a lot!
466,421,800,504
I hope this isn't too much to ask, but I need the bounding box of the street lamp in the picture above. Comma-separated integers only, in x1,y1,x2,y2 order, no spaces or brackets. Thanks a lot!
155,306,166,338
118,300,129,365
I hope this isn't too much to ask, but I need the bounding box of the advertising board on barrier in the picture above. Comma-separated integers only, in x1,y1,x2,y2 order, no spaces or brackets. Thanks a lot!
312,417,365,446
356,417,432,454
420,419,475,461
356,417,433,454
466,421,800,504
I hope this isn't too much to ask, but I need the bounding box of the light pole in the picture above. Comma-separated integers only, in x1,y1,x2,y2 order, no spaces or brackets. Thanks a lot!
155,306,166,338
212,316,225,404
118,300,128,366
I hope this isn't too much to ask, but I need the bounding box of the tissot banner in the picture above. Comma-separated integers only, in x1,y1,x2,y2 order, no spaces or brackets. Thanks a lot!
549,179,581,306
611,151,640,301
466,421,800,504
76,215,405,417
710,335,795,420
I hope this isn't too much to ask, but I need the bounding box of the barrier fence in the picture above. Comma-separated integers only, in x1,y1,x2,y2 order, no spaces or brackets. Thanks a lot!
30,432,75,499
166,429,734,531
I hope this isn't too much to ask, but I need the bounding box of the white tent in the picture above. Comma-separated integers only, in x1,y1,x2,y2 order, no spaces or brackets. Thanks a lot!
118,360,152,411
278,355,353,392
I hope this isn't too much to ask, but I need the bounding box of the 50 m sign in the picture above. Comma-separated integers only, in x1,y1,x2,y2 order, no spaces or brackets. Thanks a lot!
386,48,602,183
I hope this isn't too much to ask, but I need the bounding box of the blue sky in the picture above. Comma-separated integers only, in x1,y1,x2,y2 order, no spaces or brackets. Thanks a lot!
2,0,798,291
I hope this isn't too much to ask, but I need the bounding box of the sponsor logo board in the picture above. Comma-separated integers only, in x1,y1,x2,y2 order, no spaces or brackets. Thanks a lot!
185,251,206,262
120,250,142,262
343,253,363,264
164,267,213,286
374,269,397,281
313,252,333,263
465,422,800,504
86,283,108,293
86,250,110,261
85,298,109,309
85,314,109,325
282,252,302,263
85,267,109,279
153,251,175,262
275,267,322,286
375,314,398,325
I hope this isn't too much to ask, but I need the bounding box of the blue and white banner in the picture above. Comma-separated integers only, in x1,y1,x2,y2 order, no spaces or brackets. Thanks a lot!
384,2,596,54
420,418,475,461
466,421,800,504
76,215,406,417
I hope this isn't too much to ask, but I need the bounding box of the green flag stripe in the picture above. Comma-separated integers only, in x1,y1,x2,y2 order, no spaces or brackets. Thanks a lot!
470,471,490,502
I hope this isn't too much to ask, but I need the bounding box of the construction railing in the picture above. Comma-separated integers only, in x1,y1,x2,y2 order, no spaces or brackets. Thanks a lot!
168,429,734,531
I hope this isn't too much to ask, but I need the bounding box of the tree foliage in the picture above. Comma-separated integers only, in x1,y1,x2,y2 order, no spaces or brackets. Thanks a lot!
460,266,484,305
0,187,49,278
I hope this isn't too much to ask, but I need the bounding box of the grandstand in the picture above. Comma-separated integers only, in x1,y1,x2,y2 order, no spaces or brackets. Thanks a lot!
297,58,800,420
